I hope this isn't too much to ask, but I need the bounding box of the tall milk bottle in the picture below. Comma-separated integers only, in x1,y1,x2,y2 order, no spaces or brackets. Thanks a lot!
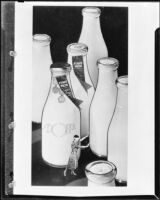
67,43,94,138
78,7,108,88
32,34,52,123
108,76,128,183
41,63,80,167
90,57,118,157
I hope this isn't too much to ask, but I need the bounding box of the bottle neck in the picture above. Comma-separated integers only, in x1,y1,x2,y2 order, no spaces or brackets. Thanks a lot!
68,54,87,70
51,75,58,85
33,42,52,61
97,68,118,87
51,72,69,84
116,87,128,107
50,72,74,95
81,16,101,35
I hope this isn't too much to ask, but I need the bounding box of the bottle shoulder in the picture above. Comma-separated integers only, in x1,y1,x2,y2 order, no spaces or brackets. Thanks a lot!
79,36,107,48
43,93,80,114
90,86,117,112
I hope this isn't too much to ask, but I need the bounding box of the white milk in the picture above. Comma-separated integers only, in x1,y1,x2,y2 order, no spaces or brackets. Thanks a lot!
67,43,94,137
90,58,118,157
85,160,116,186
79,7,108,88
32,34,52,123
108,76,128,182
41,64,80,167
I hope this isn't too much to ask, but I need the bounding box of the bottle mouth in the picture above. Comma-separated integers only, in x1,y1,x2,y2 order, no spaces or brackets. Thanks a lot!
85,160,117,184
50,62,71,74
33,34,51,45
116,75,128,88
67,43,88,55
82,7,101,17
97,57,119,70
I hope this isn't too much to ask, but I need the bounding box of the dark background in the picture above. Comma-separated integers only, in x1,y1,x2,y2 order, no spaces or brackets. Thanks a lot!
33,6,128,76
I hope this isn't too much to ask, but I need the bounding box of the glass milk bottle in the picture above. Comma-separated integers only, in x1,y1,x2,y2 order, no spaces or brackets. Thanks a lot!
78,7,108,88
108,76,128,183
41,63,80,167
90,57,118,157
85,160,117,186
67,43,94,138
32,34,52,123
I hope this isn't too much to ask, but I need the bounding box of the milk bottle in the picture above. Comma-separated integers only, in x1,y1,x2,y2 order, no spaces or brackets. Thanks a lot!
67,43,94,137
108,76,128,183
79,7,108,88
41,63,81,167
32,34,52,122
90,57,118,157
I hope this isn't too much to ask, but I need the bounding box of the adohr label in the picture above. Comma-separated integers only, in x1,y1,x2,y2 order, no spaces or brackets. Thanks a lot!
72,56,92,92
72,56,85,82
56,75,73,99
56,75,83,108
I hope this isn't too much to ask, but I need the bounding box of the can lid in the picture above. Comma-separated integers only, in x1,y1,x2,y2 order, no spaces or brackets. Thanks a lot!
97,57,119,70
67,43,88,55
33,34,51,44
82,7,101,17
50,62,71,73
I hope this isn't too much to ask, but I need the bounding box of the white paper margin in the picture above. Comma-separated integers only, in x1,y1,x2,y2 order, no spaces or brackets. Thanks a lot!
14,1,159,197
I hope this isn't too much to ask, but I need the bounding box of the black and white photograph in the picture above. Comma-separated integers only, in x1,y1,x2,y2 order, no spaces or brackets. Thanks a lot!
32,5,128,187
1,1,159,198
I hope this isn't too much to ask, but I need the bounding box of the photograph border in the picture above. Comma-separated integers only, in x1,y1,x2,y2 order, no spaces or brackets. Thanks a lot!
1,1,160,199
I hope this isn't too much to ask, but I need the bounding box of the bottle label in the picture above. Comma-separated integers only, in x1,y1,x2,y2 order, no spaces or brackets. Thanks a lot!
72,56,92,92
56,75,83,108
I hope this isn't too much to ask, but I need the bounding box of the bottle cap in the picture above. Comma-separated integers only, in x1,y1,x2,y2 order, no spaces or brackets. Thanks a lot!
85,160,117,184
97,57,119,70
50,62,71,74
82,7,101,17
116,75,128,88
67,43,88,55
33,34,51,45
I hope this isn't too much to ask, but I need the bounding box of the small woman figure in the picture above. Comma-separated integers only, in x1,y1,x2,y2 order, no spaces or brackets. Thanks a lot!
64,135,89,176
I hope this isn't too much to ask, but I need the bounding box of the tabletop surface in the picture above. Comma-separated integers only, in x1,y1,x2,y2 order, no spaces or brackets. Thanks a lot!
32,128,126,187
